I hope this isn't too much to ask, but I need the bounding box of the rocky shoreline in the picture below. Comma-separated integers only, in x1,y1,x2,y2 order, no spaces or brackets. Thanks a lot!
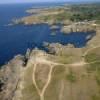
0,3,100,100
61,21,97,34
0,55,24,100
0,31,100,99
0,16,99,100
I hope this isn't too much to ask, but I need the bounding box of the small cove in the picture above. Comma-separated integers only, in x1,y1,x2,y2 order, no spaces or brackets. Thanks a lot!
0,3,96,65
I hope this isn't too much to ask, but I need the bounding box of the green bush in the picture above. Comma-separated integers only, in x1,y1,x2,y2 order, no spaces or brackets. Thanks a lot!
66,69,77,83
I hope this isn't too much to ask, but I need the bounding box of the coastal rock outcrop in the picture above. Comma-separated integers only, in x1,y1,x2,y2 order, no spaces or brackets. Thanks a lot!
0,55,24,100
0,41,100,100
61,21,97,34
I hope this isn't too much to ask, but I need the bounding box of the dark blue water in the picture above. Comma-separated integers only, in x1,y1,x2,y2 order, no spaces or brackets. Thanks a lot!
0,3,95,65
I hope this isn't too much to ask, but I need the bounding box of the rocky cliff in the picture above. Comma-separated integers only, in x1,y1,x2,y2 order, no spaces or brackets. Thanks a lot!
0,41,100,100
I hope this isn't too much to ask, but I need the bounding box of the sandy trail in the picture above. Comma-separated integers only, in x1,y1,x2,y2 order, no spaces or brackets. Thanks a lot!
32,60,54,100
32,45,100,100
40,65,54,100
59,80,65,100
32,63,41,96
83,45,100,56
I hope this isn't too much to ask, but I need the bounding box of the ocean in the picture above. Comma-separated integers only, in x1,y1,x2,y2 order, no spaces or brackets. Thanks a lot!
0,3,95,65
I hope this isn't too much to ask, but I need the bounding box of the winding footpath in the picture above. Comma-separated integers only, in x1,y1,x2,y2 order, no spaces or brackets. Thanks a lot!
32,63,41,96
32,45,100,100
83,45,100,56
40,65,54,100
32,61,54,100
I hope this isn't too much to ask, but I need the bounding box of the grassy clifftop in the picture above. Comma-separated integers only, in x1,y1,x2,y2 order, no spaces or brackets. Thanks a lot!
13,3,100,25
0,43,100,100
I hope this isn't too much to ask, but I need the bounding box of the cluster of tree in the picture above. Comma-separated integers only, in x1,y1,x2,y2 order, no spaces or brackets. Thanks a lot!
70,4,100,21
42,4,100,23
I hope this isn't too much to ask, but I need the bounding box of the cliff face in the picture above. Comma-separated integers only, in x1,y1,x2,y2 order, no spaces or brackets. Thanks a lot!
0,55,24,100
0,43,100,100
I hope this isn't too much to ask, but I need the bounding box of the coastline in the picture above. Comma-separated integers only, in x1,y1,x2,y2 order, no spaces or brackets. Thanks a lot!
0,3,100,100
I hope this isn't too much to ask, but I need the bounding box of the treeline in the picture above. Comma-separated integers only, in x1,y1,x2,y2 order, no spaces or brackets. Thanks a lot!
41,3,100,23
70,4,100,21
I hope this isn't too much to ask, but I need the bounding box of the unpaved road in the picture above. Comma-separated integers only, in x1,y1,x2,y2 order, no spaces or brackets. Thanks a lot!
32,45,100,100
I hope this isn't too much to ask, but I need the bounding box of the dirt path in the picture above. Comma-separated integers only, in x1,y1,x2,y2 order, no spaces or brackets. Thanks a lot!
40,65,54,100
32,58,83,100
32,45,100,100
32,59,55,100
83,45,100,56
32,63,41,96
59,80,65,100
32,58,100,100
